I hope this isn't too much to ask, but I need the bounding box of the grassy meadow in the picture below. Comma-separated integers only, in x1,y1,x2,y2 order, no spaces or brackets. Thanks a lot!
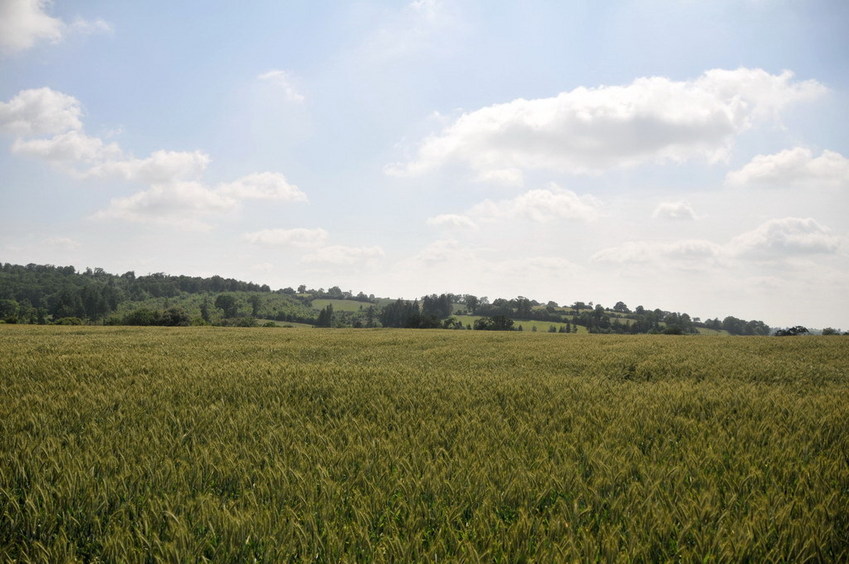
1,326,847,561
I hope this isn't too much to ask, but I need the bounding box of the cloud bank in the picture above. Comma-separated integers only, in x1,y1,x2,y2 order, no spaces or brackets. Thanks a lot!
726,148,849,189
389,68,826,178
428,185,599,229
1,87,306,229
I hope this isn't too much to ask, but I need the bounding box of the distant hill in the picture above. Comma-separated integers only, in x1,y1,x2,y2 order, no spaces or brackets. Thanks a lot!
0,262,771,334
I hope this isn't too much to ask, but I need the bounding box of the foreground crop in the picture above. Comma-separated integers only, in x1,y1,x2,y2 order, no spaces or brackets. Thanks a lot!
1,327,847,561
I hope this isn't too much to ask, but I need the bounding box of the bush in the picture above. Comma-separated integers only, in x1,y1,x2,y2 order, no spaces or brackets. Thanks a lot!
53,317,83,325
124,308,162,326
474,316,515,331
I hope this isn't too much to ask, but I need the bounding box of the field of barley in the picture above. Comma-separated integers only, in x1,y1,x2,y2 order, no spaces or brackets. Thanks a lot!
1,326,847,562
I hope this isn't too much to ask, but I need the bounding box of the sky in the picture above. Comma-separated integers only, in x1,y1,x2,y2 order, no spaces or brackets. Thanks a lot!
1,0,847,329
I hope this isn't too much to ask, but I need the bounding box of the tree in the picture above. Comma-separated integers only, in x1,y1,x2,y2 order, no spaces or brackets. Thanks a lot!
775,326,809,337
162,306,191,326
316,304,334,327
0,299,19,322
613,301,630,314
200,297,211,323
463,295,480,314
422,294,451,319
474,315,514,331
214,294,239,318
365,305,377,328
248,294,262,317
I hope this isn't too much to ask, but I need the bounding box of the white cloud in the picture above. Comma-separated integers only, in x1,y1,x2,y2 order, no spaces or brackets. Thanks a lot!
730,217,841,258
12,130,121,164
92,181,237,230
302,245,385,265
726,148,849,188
593,240,724,266
430,185,599,227
218,172,307,202
390,68,826,177
472,167,524,187
2,89,307,231
87,149,211,184
0,89,210,186
653,201,697,220
258,70,305,103
0,0,110,55
0,87,83,136
426,214,478,229
594,217,842,268
242,228,328,248
0,0,63,54
472,186,599,222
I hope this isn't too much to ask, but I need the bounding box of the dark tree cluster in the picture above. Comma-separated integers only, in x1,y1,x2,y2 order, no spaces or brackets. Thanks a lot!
379,299,441,329
775,326,809,337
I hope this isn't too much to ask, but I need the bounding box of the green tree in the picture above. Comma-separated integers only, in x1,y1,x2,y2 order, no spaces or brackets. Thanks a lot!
200,297,211,323
474,315,514,331
215,294,239,318
248,294,262,317
316,304,334,327
0,299,19,322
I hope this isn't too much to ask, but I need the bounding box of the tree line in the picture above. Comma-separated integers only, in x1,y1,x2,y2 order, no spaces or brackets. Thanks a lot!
1,262,833,334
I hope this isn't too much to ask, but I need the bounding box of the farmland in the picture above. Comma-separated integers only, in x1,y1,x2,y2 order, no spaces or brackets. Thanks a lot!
1,326,847,561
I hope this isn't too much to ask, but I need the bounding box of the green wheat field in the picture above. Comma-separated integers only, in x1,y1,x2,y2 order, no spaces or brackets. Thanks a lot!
1,326,847,562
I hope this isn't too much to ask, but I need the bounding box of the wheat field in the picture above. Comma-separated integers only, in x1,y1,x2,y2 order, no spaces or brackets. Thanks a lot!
1,326,847,562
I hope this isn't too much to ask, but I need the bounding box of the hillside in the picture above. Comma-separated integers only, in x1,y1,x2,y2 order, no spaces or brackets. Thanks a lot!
0,262,774,334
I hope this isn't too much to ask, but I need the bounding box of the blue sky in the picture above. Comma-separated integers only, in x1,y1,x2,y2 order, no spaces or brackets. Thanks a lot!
1,0,847,328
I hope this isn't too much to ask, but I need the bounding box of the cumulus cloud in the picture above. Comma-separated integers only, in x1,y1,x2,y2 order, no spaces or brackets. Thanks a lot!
473,167,524,187
593,240,724,266
258,70,305,103
730,217,841,258
726,147,849,188
12,130,121,164
595,217,842,269
302,245,385,265
389,68,826,177
0,87,83,136
218,172,307,202
426,214,478,229
1,87,308,230
0,0,110,55
653,201,697,221
92,181,237,230
86,150,211,184
428,185,600,228
242,228,328,248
